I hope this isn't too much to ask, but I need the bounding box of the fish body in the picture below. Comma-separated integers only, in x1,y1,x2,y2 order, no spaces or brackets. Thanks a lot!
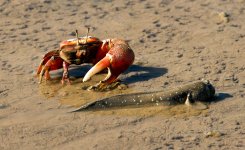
71,80,215,112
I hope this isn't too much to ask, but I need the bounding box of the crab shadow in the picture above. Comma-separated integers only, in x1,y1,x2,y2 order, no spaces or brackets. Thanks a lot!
123,65,168,84
55,64,167,84
68,65,92,77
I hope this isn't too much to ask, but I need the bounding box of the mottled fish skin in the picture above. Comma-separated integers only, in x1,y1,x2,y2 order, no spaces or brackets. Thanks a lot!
71,80,215,112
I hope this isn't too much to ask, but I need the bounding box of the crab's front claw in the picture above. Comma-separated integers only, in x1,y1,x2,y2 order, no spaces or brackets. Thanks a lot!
83,54,116,91
83,54,112,82
83,40,135,91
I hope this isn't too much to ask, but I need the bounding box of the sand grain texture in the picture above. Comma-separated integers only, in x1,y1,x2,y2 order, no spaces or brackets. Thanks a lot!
0,0,245,149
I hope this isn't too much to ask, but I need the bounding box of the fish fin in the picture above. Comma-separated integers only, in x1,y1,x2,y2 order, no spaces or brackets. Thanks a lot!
185,92,195,106
185,92,209,110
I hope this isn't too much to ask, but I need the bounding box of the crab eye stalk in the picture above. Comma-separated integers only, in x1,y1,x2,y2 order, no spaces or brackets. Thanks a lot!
85,27,90,44
75,29,80,46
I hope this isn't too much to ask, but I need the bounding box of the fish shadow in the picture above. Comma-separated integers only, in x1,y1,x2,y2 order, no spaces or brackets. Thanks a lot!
123,65,168,84
213,92,233,102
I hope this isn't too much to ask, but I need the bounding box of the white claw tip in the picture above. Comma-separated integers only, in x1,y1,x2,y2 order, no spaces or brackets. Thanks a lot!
83,76,90,82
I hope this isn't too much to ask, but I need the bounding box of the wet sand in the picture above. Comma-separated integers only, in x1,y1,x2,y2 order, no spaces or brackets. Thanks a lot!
0,0,245,149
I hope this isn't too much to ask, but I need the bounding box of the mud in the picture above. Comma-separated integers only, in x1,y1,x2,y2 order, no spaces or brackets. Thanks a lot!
0,0,245,150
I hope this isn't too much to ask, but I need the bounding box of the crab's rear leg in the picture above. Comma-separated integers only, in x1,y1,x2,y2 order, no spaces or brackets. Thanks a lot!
38,57,53,83
37,50,61,77
36,56,54,76
38,56,63,83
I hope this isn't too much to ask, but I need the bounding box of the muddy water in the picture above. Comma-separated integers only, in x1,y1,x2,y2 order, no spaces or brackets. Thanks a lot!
39,73,208,117
39,73,134,106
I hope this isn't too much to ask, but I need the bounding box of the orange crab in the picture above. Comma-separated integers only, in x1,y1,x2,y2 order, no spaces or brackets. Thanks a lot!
36,29,135,91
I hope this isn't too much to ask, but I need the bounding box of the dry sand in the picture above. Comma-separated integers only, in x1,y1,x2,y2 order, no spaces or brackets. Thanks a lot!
0,0,245,149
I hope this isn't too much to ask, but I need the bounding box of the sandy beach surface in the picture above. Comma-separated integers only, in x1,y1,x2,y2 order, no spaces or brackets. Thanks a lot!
0,0,245,149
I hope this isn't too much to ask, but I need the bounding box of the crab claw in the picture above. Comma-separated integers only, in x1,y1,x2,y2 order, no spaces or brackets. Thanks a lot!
83,40,135,91
83,54,111,82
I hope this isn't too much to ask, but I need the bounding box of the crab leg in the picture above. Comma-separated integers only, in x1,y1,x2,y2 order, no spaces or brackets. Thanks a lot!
37,60,45,76
38,57,54,83
38,56,64,83
61,61,71,84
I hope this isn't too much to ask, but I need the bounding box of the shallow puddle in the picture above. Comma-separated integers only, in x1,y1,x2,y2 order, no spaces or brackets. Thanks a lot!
39,71,208,117
39,73,135,107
